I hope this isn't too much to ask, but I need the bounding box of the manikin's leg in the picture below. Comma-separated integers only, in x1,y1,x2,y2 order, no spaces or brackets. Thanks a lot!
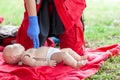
51,52,83,68
61,48,87,61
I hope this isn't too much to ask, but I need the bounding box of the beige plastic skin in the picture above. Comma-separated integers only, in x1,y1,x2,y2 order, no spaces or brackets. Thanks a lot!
3,44,87,68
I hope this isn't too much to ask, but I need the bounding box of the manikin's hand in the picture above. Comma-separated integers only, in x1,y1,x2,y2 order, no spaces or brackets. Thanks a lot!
27,16,40,48
48,60,57,67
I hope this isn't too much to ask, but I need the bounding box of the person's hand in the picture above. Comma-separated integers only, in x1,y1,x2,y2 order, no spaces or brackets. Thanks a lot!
27,16,40,48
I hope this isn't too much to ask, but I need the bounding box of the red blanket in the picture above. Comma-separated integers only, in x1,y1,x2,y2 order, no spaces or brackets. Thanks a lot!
0,44,119,80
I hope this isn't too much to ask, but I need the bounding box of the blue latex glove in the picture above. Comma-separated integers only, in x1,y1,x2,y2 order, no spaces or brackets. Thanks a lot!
27,16,40,48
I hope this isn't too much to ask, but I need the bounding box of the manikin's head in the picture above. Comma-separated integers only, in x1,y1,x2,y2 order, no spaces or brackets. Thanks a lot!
3,44,25,64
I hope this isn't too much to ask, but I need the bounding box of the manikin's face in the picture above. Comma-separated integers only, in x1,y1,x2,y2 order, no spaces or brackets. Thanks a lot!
3,44,25,64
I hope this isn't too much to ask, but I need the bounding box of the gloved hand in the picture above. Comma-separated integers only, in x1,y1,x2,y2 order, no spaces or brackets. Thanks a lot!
27,16,40,48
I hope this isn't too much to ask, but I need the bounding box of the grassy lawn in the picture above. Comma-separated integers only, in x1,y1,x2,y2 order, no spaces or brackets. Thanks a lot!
0,0,24,26
84,0,120,79
84,0,120,48
0,0,120,80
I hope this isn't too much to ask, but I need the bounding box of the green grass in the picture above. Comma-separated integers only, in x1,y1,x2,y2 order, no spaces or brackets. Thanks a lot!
0,0,120,79
0,0,24,26
84,0,120,28
84,0,120,48
84,0,120,79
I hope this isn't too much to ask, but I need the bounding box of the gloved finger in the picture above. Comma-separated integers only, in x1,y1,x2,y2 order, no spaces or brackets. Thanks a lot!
33,38,40,48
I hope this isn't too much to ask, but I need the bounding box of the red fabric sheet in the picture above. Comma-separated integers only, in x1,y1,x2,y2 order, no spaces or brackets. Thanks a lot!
0,44,119,80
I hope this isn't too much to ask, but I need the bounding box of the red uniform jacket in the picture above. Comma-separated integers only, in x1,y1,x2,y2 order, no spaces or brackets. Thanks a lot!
17,0,86,55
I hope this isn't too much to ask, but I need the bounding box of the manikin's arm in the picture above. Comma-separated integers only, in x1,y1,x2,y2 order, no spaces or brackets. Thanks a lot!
21,55,56,67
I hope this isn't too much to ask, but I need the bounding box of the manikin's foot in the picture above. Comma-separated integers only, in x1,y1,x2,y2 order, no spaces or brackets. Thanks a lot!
72,55,87,69
77,60,87,68
79,55,88,61
48,60,57,67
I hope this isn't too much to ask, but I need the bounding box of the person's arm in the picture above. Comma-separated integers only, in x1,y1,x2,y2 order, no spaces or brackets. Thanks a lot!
21,54,57,67
24,0,40,48
24,0,36,16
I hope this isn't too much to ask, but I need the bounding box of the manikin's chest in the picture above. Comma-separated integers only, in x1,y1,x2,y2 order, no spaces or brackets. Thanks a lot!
23,47,49,59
